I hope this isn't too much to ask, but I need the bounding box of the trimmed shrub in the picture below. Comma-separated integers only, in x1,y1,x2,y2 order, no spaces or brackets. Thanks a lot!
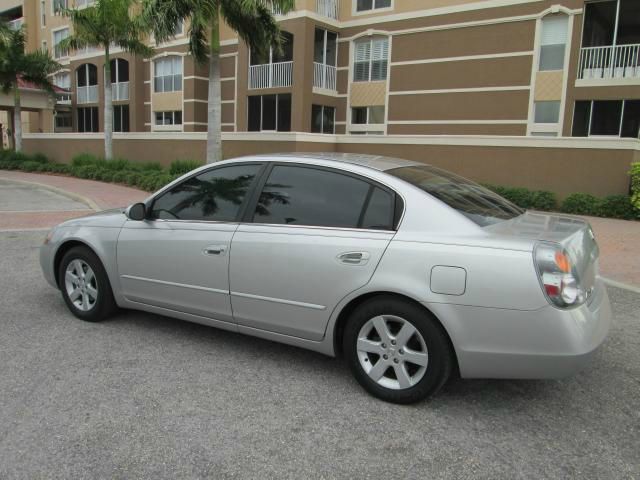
21,161,43,172
32,153,49,164
560,193,601,216
485,184,557,211
169,159,202,176
598,195,637,220
631,162,640,215
71,153,99,167
111,171,128,183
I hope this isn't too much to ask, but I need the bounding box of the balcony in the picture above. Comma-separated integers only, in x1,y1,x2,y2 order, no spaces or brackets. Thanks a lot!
112,81,129,101
578,44,640,81
249,61,293,89
313,62,337,91
8,17,23,30
77,85,98,104
316,0,339,19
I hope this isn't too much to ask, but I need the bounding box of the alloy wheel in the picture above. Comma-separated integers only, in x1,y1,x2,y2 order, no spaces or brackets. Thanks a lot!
64,259,98,312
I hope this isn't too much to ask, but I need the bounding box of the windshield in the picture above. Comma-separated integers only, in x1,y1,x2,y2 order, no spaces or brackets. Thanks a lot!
387,165,524,227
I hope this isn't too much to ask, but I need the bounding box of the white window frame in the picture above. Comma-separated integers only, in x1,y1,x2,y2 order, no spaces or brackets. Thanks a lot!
353,36,389,82
353,0,393,15
52,27,70,59
153,111,183,131
572,99,639,138
153,56,183,93
52,0,68,15
40,0,46,27
349,106,385,134
538,15,569,72
311,105,336,134
75,0,96,9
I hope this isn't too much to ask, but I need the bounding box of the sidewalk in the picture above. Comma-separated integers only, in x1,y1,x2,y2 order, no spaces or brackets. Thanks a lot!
0,170,638,288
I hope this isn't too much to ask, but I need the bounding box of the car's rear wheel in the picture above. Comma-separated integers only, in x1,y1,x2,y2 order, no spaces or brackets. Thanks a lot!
58,246,117,322
343,296,453,404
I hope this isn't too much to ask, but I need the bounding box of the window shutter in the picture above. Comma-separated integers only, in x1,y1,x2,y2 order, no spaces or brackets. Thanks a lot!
370,38,389,81
354,40,371,81
540,16,568,46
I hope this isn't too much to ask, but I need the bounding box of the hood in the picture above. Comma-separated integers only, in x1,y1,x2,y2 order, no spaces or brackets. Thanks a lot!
58,208,128,228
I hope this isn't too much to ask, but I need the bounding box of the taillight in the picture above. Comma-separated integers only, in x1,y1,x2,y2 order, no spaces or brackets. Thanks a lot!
534,242,586,309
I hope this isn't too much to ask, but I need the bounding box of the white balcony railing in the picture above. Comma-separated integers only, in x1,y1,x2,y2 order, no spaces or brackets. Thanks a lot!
316,0,339,19
578,44,640,80
77,85,98,104
112,81,129,101
8,17,24,30
249,61,293,89
313,62,337,91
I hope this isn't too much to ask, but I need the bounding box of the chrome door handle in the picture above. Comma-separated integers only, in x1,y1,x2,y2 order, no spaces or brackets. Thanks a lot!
338,252,370,265
203,245,227,256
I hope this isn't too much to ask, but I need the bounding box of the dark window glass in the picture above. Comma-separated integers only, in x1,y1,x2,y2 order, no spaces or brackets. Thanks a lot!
119,59,129,82
326,32,337,66
110,59,117,83
77,108,84,132
151,164,261,221
314,28,325,63
376,0,391,7
262,94,277,131
76,65,87,87
621,100,640,138
352,107,367,124
361,187,394,230
248,96,261,131
591,100,622,135
174,111,182,125
114,105,129,132
311,104,323,133
572,101,591,137
582,0,616,47
388,165,523,227
322,106,335,134
356,0,373,11
539,44,565,71
273,32,294,63
55,112,72,129
277,94,291,132
617,0,640,45
91,107,99,132
87,64,98,86
254,166,372,228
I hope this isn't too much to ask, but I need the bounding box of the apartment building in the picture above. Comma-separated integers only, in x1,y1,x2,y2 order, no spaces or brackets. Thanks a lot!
2,0,639,140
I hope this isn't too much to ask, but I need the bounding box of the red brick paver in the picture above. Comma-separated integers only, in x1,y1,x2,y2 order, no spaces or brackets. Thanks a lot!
0,171,146,231
0,171,147,209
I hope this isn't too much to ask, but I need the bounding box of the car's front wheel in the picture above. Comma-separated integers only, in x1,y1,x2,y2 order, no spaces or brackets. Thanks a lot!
58,246,117,322
343,296,453,404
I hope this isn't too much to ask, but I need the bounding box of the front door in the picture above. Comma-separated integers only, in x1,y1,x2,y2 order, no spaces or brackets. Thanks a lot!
229,164,398,341
117,163,264,323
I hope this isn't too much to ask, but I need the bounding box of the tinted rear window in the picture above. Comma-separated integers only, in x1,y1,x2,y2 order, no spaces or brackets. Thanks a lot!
387,165,523,226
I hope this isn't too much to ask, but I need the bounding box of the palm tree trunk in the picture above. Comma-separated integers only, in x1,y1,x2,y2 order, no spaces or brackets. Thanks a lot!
104,46,113,160
13,85,22,152
206,15,222,164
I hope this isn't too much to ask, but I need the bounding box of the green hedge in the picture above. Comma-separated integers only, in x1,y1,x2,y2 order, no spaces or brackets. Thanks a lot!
485,185,557,211
631,162,640,213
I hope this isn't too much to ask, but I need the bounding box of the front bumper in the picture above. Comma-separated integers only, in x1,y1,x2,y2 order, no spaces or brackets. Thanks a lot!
40,240,58,289
426,278,612,379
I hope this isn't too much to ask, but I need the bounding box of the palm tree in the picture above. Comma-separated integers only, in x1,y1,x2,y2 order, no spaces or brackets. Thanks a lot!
143,0,295,164
59,0,153,160
0,23,60,152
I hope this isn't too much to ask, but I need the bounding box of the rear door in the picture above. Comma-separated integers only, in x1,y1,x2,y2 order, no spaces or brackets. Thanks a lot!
229,163,398,341
117,163,264,322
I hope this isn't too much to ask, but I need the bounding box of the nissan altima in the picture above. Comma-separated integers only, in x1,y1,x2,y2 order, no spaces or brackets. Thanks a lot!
40,154,611,404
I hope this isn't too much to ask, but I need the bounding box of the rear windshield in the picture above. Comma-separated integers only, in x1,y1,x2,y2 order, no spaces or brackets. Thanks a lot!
387,165,524,227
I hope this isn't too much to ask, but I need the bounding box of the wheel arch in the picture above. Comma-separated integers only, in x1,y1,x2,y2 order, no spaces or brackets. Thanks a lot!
332,291,460,376
53,240,100,288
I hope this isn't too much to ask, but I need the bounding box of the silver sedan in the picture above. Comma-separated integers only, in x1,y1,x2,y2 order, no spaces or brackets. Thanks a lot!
40,154,611,404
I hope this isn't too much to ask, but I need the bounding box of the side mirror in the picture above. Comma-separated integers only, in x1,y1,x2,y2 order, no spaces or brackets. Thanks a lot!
126,202,147,221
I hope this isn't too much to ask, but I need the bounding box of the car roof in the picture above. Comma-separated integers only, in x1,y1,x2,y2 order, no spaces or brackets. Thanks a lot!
241,153,425,172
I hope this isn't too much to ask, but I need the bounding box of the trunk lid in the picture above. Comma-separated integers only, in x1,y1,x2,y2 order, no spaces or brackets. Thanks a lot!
485,211,600,296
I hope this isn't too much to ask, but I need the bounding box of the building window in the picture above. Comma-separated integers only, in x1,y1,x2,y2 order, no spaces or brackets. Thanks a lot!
534,101,561,123
110,58,129,101
41,0,46,27
76,63,98,104
356,0,392,12
248,94,292,132
572,99,640,138
114,105,130,132
352,106,385,124
250,31,294,66
55,111,72,129
53,28,69,59
53,0,68,14
77,107,99,132
54,72,70,90
155,111,182,126
76,0,96,7
313,29,338,90
154,56,182,93
539,15,568,71
353,37,389,82
311,105,335,134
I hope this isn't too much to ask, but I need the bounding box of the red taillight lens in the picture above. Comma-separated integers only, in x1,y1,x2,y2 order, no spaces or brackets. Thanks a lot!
534,242,586,309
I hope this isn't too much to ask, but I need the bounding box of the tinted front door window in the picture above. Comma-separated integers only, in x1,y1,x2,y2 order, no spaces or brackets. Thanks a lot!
151,164,261,221
254,165,380,228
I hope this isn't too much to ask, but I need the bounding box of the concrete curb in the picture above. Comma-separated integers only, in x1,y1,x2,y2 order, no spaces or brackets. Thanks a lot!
602,277,640,294
0,177,101,212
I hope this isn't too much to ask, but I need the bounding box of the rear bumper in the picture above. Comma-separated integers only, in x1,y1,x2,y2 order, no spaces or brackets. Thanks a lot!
426,278,612,379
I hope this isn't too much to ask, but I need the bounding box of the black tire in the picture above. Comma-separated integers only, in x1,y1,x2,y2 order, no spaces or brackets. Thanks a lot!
343,296,453,404
58,246,117,322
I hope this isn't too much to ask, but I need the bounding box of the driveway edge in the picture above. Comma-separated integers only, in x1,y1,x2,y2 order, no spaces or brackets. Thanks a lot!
1,178,101,212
